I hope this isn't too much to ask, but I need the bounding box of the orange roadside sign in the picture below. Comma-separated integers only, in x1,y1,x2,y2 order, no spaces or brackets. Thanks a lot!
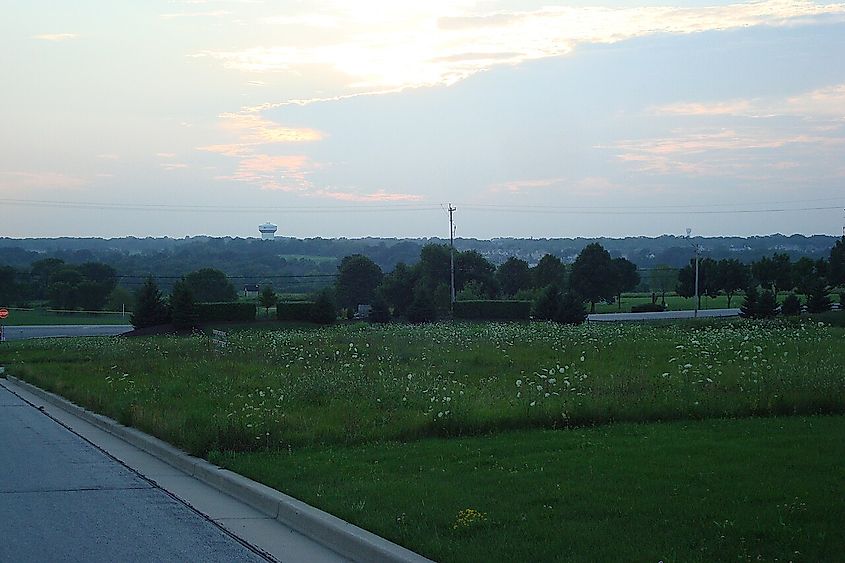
0,308,8,319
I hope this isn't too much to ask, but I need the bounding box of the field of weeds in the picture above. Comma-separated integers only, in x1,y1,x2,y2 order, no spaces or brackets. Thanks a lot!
4,320,843,456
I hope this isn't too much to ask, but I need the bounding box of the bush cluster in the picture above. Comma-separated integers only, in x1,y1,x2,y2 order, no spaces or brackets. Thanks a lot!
453,300,531,321
276,302,316,321
631,303,667,313
195,302,256,323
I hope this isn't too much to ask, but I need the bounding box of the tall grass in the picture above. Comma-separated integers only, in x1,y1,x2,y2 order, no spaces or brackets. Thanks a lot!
4,320,844,456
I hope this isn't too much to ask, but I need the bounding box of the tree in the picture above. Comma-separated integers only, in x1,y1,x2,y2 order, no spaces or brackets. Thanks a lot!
368,296,391,324
106,286,135,313
649,264,676,305
30,258,65,299
752,253,791,294
455,250,497,297
610,257,639,311
781,293,801,316
184,268,236,302
170,279,197,330
532,254,566,289
806,278,832,313
336,254,383,310
791,257,818,295
379,262,416,317
715,259,748,308
757,289,778,319
532,284,561,321
677,258,718,309
47,267,83,309
829,236,845,287
131,276,170,328
740,286,758,319
0,266,21,306
311,288,337,324
259,285,278,318
406,287,437,323
569,243,615,313
496,257,531,297
556,292,587,325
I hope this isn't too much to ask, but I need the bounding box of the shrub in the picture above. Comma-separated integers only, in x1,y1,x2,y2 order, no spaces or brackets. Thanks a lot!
453,300,531,321
407,289,437,323
630,303,667,313
555,292,587,325
195,302,256,323
277,301,316,321
781,293,801,316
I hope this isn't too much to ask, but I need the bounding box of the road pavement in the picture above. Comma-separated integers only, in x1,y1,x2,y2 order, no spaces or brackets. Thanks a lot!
588,308,741,321
0,380,350,563
1,325,133,341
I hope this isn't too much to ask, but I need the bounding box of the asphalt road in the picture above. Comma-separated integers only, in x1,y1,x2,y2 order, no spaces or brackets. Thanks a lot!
588,308,741,321
1,325,133,341
0,385,268,563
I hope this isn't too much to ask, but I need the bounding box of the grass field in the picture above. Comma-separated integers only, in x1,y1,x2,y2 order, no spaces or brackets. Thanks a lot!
213,416,845,562
0,308,132,326
595,291,843,314
3,319,843,561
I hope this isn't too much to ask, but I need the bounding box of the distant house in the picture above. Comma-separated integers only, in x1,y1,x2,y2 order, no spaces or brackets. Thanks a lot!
243,284,259,298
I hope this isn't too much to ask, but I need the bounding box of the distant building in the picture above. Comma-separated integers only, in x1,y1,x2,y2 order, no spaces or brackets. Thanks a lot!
243,284,259,298
259,222,278,240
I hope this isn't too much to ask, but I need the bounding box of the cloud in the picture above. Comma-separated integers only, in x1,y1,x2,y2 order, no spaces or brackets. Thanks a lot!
607,128,845,176
0,171,86,191
161,162,190,171
197,0,845,106
33,33,78,42
490,177,565,193
160,10,231,19
218,154,316,192
156,153,177,158
313,189,424,202
652,83,845,119
96,153,120,160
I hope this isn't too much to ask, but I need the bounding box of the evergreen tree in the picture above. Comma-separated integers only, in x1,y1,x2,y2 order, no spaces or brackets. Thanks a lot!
806,279,832,313
170,279,197,330
780,293,801,316
555,292,587,325
757,289,778,319
532,284,561,321
311,288,337,325
131,276,170,328
406,288,437,323
739,286,758,319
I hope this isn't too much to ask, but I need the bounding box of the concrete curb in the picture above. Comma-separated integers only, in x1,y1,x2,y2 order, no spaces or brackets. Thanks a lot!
5,376,432,563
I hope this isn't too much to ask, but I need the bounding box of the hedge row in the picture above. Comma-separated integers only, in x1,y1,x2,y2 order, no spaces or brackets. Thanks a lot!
453,300,531,321
630,303,667,313
277,301,317,321
196,302,256,322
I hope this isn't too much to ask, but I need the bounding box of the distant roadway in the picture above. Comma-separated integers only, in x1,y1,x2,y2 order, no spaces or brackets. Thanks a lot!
1,325,132,341
588,308,741,321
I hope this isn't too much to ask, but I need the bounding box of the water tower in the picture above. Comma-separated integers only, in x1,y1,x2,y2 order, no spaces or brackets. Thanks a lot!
259,222,278,240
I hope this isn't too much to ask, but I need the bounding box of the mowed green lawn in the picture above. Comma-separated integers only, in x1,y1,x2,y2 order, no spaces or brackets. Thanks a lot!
214,416,845,562
594,291,843,314
3,320,844,561
0,308,131,326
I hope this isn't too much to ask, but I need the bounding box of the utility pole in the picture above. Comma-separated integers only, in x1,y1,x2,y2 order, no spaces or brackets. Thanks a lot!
687,228,700,318
449,204,456,309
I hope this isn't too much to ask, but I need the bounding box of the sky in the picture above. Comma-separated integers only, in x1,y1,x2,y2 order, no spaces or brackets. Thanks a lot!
2,0,845,239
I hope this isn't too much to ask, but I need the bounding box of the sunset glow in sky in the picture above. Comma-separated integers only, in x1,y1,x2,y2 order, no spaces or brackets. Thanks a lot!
3,1,845,238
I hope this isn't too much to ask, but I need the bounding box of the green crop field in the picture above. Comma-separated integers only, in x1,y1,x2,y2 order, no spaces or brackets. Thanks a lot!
3,319,844,561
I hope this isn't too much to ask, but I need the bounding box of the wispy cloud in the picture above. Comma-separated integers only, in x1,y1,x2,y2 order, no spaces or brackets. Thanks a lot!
490,177,565,193
313,189,424,202
652,83,845,119
0,171,86,191
33,33,78,42
198,0,845,107
160,162,190,171
160,10,231,19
